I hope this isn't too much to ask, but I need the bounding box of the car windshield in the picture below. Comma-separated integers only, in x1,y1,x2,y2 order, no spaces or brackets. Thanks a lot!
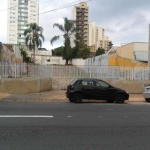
69,79,78,85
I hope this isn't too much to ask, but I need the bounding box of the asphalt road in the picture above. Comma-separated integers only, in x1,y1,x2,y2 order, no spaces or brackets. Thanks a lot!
0,102,150,150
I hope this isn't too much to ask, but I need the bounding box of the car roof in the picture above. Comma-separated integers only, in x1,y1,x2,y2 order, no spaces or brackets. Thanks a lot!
75,78,103,81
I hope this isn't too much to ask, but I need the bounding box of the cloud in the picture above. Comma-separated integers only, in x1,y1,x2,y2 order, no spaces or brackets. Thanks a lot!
1,0,150,48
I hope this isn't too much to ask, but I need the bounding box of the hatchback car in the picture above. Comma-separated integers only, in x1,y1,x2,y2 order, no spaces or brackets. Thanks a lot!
143,84,150,102
66,78,129,103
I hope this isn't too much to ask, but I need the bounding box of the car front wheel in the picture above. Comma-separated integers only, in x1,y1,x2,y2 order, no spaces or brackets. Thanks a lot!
72,93,82,103
145,98,150,102
69,98,74,102
116,94,125,104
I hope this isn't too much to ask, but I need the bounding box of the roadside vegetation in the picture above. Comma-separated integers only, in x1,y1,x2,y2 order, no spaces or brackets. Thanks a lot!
23,19,106,65
24,23,45,63
19,47,32,63
50,17,90,64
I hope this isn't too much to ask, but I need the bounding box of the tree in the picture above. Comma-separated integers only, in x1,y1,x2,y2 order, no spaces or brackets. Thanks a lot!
52,46,63,56
95,47,105,56
72,33,90,59
50,17,76,65
19,47,32,63
24,23,44,63
75,41,90,59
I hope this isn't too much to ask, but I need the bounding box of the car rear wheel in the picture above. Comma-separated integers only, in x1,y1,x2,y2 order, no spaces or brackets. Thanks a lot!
107,100,114,103
145,98,150,102
72,93,82,103
116,94,125,104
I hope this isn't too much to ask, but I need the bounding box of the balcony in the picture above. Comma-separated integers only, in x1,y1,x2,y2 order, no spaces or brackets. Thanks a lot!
76,13,82,17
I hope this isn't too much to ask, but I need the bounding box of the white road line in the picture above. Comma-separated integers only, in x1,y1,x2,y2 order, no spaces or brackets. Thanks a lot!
0,115,53,118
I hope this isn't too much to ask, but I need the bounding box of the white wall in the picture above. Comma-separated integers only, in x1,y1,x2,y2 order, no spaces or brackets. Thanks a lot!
72,58,85,65
84,53,108,66
71,53,109,66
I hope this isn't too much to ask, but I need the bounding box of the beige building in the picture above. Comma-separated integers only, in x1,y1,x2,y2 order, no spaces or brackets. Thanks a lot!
117,42,148,61
97,36,112,51
108,42,148,67
72,2,89,46
88,21,112,52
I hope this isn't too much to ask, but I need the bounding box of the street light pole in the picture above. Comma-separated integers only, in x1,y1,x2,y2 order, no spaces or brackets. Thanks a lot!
148,24,150,79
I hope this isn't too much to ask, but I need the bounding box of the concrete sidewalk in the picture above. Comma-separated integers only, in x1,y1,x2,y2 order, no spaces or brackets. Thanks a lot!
128,94,145,102
0,90,146,103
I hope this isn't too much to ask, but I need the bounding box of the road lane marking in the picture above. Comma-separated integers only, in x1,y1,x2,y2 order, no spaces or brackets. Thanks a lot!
0,115,53,118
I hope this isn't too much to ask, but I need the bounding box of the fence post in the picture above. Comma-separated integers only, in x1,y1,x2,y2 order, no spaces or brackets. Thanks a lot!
27,63,28,77
15,63,16,78
90,66,91,78
51,65,53,79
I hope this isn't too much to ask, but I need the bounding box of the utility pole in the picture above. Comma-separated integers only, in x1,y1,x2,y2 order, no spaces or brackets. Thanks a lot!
148,24,150,79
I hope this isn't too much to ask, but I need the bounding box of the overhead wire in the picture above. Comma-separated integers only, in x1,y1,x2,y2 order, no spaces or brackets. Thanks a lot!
0,0,36,12
4,0,91,24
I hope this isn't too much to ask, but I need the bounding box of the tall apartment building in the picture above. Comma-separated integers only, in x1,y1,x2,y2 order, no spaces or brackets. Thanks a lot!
72,2,89,46
7,0,39,45
88,21,112,52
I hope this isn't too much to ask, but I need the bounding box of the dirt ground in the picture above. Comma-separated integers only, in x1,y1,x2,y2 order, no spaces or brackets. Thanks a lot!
0,90,145,103
0,90,67,102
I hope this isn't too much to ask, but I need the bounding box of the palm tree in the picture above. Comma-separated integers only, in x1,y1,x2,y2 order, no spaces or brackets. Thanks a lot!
50,17,76,65
24,23,44,63
20,47,27,62
19,47,31,63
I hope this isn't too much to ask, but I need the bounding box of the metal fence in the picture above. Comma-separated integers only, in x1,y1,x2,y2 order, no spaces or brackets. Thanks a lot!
0,62,52,79
52,65,150,80
0,63,149,81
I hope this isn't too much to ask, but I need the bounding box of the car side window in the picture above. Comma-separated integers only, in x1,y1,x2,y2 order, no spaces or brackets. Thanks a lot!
88,81,94,86
81,80,88,86
96,80,109,88
80,80,94,86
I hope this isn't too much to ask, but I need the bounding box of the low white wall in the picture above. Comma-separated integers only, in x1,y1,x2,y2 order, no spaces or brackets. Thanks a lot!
72,58,85,65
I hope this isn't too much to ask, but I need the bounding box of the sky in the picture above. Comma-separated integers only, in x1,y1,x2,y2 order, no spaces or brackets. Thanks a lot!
0,0,150,51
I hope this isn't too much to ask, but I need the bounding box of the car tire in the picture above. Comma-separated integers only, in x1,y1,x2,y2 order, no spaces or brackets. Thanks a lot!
69,98,74,102
107,100,114,103
145,98,150,102
72,93,82,103
116,94,125,104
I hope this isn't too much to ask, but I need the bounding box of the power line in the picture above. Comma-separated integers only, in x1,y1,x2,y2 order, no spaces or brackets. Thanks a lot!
5,0,91,24
38,0,83,15
0,0,72,12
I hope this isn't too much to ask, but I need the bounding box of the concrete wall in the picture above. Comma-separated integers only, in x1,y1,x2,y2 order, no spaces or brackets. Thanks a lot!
0,78,148,94
0,78,52,94
105,80,148,94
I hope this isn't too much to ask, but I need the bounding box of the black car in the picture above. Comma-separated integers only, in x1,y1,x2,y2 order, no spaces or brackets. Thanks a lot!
66,78,129,103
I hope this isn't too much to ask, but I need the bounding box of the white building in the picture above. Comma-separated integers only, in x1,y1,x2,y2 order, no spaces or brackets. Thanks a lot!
7,0,39,45
88,21,112,51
